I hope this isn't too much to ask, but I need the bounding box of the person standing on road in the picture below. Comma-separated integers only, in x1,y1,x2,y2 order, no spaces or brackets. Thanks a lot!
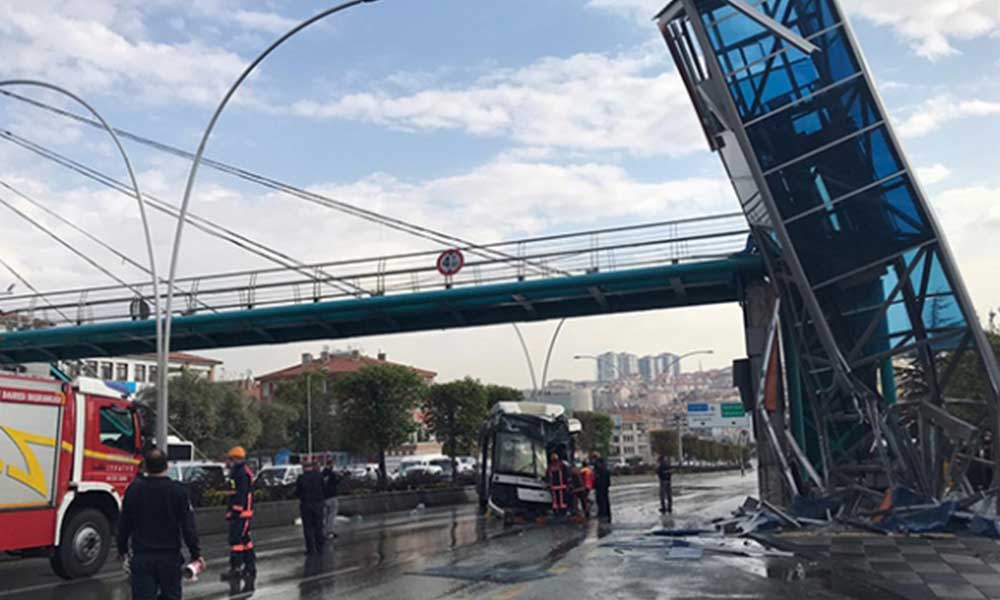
296,461,327,555
223,446,256,586
322,461,340,538
580,460,595,518
117,448,202,600
547,452,569,517
656,455,673,514
591,452,612,523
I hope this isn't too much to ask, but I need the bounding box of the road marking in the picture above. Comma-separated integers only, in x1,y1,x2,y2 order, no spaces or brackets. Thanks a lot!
492,584,527,600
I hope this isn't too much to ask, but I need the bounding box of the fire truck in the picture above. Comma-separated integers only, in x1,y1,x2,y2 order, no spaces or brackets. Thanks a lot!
0,373,143,579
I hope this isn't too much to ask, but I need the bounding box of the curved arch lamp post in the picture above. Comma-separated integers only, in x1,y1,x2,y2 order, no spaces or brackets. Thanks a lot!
0,80,160,403
159,0,381,449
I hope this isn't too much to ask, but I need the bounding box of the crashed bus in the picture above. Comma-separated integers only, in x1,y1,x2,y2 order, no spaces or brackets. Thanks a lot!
477,402,581,521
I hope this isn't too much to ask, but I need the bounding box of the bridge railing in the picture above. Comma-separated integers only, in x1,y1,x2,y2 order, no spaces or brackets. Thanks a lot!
0,213,749,330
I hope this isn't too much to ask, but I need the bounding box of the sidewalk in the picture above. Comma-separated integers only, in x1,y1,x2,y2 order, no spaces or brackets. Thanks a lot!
760,531,1000,600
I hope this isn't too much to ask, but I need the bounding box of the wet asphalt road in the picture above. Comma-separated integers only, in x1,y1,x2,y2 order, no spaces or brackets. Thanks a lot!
0,470,867,600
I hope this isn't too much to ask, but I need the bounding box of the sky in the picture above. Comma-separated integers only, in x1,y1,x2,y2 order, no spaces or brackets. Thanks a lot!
0,0,998,387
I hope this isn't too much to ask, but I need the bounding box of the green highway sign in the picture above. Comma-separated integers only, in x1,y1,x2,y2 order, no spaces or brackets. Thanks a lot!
720,403,746,418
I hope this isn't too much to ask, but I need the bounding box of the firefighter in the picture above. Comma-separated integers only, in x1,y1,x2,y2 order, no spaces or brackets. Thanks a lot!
547,452,569,517
579,460,595,518
295,460,327,554
223,446,256,587
117,448,201,600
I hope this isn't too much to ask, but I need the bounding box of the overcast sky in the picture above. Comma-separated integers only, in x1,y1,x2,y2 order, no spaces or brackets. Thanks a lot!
0,0,998,387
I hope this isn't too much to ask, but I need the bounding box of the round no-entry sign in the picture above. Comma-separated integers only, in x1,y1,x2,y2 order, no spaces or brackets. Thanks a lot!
437,249,465,276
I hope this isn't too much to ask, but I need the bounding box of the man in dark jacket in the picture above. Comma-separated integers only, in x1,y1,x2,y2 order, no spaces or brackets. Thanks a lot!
117,448,201,600
591,452,612,522
656,455,673,514
223,446,256,586
296,461,327,554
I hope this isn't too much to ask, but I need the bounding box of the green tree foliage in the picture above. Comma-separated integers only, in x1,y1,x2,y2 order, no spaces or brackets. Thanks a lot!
485,384,524,409
650,430,678,459
333,364,429,489
212,385,263,457
424,378,488,481
139,370,260,458
271,369,339,452
256,402,298,451
573,411,613,457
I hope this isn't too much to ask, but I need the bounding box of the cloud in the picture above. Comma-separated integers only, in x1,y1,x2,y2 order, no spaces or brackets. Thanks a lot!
841,0,1000,59
0,3,249,106
930,185,1000,316
232,10,298,35
896,95,1000,138
290,50,706,157
915,163,951,186
590,0,1000,59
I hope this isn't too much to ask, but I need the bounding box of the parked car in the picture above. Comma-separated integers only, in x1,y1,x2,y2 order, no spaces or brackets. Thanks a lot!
455,456,477,474
347,463,379,481
165,461,227,505
256,464,303,487
399,455,447,479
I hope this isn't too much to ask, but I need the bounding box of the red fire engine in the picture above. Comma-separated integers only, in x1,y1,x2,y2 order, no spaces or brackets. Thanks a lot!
0,373,142,578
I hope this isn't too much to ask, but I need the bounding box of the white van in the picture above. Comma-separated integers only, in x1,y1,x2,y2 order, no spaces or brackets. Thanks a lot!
399,455,447,478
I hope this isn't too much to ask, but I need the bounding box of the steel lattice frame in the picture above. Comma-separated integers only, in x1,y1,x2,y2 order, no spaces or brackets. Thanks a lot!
658,0,1000,506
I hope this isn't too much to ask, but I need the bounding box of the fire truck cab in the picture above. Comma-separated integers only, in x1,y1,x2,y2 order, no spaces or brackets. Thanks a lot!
0,373,143,579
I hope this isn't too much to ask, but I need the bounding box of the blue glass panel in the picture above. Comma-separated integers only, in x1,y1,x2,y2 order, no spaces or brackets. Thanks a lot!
766,128,903,220
747,77,880,170
723,28,859,121
909,248,954,299
784,175,933,285
762,0,842,36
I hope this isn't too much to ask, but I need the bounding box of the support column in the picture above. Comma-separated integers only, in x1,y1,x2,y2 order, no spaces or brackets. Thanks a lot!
741,280,789,506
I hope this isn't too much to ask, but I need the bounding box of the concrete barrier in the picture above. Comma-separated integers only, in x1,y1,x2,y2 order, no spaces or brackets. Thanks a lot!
193,487,478,535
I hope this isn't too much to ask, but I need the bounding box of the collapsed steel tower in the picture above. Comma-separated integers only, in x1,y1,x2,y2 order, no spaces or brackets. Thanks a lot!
657,0,1000,509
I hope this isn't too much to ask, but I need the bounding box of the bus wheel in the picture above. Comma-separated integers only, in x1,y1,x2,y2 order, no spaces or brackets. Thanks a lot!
51,509,111,579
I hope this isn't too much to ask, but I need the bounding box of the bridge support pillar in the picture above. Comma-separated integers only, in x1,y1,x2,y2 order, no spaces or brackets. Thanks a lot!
741,280,790,507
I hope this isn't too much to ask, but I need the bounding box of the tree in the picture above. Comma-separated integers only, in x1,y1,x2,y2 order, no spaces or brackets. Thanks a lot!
424,378,488,481
574,411,613,457
650,430,678,460
207,385,262,457
333,364,429,489
271,369,340,453
138,370,260,458
485,384,524,409
257,402,298,451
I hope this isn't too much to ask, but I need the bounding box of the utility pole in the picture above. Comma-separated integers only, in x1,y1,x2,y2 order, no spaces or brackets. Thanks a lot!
306,372,313,458
675,413,684,466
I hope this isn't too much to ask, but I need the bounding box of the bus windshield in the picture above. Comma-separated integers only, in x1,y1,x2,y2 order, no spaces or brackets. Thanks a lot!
495,432,547,478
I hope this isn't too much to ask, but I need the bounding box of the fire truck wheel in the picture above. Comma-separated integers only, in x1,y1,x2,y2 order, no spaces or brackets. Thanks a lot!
51,509,111,579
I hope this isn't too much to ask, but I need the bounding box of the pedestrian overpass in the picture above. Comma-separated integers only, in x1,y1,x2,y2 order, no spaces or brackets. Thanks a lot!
0,214,762,363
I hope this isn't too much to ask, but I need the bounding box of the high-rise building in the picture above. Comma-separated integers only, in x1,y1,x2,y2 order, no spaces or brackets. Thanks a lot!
656,352,681,379
618,353,639,378
596,352,618,382
638,355,659,382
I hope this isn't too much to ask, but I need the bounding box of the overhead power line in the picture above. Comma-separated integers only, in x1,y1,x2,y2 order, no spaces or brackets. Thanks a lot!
0,129,367,298
0,89,563,276
0,178,217,313
0,255,71,323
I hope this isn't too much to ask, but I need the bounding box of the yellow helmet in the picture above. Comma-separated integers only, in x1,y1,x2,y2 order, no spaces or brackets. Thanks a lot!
227,446,246,460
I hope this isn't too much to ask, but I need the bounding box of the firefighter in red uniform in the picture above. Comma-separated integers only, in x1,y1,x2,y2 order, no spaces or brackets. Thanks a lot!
547,452,569,517
223,446,256,588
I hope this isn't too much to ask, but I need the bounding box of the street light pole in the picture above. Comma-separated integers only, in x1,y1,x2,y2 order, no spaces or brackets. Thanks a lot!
158,0,381,450
306,372,313,457
0,79,161,445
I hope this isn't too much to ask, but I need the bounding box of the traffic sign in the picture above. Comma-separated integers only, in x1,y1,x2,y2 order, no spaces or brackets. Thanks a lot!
720,403,746,418
687,402,751,430
436,249,465,276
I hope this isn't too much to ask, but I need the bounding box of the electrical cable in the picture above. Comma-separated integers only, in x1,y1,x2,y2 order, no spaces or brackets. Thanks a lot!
0,89,564,276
